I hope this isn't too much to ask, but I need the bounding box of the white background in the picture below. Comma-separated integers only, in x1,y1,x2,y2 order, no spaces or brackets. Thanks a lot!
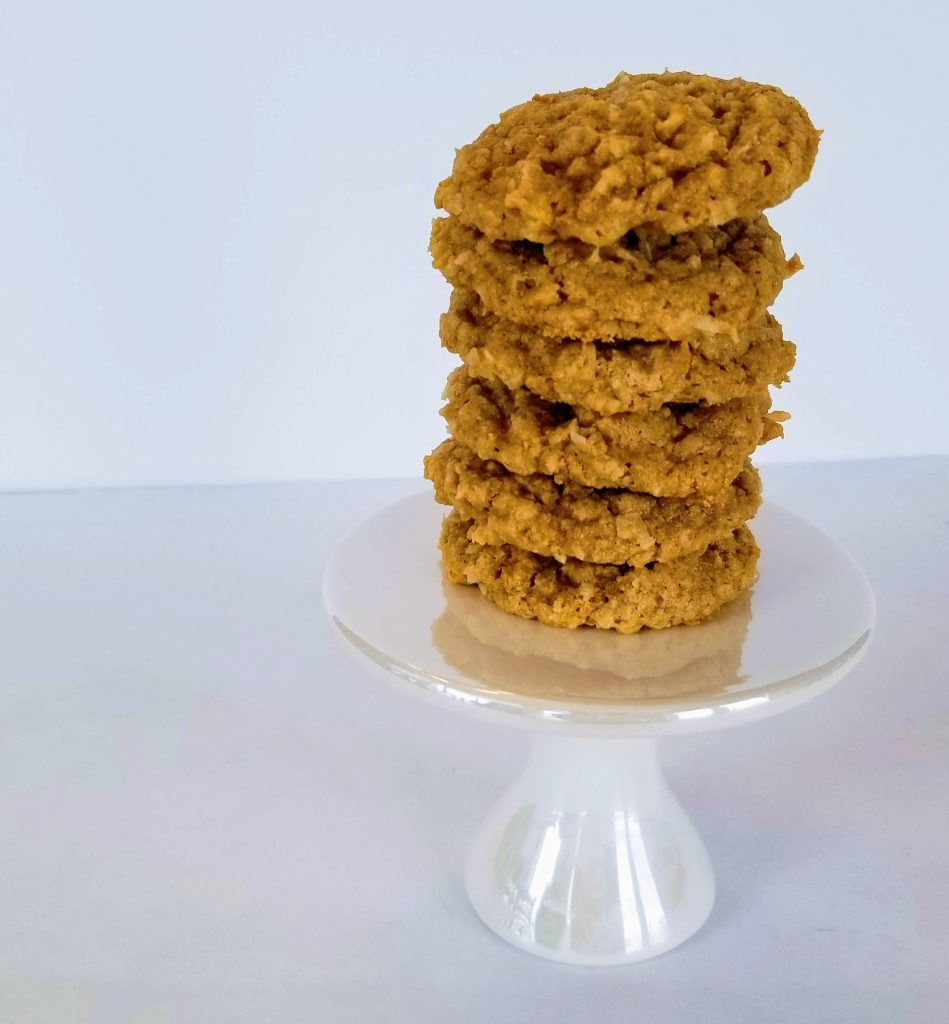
1,0,947,491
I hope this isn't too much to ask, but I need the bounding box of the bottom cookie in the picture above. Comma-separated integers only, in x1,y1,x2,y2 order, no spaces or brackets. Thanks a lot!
439,510,758,634
432,582,751,701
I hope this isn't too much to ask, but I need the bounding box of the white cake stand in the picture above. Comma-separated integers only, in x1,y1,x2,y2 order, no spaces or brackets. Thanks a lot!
323,492,874,966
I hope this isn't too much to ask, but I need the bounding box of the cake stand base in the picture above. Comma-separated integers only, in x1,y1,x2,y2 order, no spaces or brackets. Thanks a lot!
324,493,874,965
465,735,713,964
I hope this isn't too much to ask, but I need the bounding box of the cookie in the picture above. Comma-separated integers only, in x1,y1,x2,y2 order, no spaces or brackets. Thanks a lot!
432,595,745,701
435,71,819,245
437,580,751,688
425,438,761,565
439,510,759,634
442,287,795,414
435,580,751,695
430,214,795,343
441,367,784,495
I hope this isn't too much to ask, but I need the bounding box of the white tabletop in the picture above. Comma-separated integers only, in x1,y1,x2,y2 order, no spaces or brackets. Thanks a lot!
1,458,947,1023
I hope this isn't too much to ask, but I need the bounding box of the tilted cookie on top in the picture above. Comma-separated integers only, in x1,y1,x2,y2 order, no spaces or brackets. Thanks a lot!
435,71,819,245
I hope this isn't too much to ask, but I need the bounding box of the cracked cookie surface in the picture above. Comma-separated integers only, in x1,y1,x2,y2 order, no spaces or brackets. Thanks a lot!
442,287,795,413
426,439,761,565
441,367,783,495
435,71,819,245
430,214,795,343
440,510,759,634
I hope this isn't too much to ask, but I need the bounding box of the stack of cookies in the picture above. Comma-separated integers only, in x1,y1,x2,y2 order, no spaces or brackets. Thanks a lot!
425,72,819,634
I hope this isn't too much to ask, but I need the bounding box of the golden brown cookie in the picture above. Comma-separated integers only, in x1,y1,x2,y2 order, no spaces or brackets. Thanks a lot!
430,215,795,344
437,579,751,691
425,438,761,565
435,71,819,245
441,287,795,414
441,367,783,495
440,510,759,634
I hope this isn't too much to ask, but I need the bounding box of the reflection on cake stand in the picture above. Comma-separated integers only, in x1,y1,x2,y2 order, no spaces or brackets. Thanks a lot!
324,492,874,966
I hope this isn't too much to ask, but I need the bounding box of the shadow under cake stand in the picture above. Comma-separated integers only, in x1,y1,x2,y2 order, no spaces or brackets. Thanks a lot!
323,493,874,966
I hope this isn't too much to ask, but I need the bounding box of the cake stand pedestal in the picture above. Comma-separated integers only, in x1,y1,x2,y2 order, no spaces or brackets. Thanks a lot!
323,493,874,966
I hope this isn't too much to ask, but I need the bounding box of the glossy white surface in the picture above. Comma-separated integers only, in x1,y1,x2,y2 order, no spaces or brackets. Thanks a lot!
0,458,946,1017
324,495,873,963
463,736,716,965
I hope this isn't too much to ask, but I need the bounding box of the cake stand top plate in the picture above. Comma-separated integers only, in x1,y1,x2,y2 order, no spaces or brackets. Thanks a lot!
324,492,874,737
